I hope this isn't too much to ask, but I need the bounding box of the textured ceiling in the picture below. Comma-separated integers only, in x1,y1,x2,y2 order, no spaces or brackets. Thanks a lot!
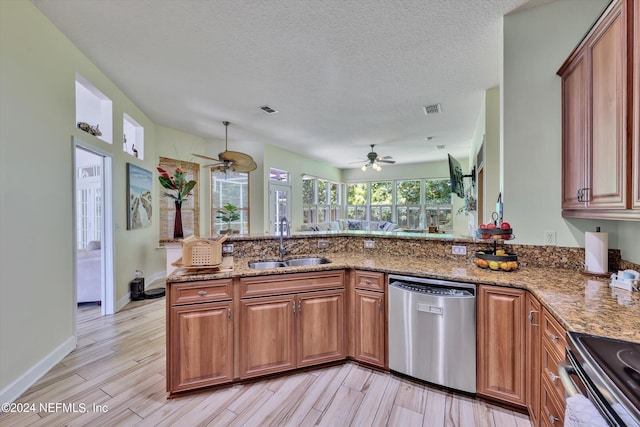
32,0,547,169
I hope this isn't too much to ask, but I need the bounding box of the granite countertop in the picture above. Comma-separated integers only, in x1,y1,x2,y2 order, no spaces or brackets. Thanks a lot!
167,252,640,343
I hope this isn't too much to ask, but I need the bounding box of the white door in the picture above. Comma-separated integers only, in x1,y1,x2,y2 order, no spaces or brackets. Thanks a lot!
73,144,114,317
269,183,291,234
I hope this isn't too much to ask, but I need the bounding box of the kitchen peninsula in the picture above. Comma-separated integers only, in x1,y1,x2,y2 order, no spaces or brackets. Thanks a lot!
166,232,640,405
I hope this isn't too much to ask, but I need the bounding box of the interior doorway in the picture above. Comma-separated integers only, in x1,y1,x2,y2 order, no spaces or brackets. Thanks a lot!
269,183,291,234
73,143,114,317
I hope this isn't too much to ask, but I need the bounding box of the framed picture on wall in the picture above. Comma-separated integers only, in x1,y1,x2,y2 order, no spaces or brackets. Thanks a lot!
126,163,153,230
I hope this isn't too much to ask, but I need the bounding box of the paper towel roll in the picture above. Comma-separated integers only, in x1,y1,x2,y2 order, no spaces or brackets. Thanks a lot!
585,231,608,274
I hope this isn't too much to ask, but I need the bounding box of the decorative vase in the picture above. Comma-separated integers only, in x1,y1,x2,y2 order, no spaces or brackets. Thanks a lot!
173,200,184,239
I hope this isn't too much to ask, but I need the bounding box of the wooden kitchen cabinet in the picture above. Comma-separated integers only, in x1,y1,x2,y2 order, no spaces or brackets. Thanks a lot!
350,270,386,368
238,271,346,380
633,0,640,210
526,293,542,427
166,279,234,394
558,0,640,219
353,288,386,367
296,289,345,367
477,285,527,406
540,307,567,424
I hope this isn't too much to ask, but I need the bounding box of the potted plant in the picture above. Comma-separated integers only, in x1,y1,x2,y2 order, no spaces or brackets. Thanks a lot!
157,166,196,238
216,203,240,234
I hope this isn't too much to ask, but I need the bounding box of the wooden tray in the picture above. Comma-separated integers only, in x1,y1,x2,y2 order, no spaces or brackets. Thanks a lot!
172,256,233,272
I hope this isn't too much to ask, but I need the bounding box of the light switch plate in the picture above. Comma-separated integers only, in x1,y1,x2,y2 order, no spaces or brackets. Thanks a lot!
317,240,329,248
222,244,234,254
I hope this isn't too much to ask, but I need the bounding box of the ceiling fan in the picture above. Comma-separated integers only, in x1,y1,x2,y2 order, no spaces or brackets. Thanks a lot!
192,121,257,173
351,144,396,171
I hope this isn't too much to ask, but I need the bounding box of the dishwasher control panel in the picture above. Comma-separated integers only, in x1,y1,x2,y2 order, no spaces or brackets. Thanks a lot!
389,280,474,297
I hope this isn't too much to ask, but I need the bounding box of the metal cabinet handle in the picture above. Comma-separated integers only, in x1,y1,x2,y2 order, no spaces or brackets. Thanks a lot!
298,301,302,313
549,333,560,342
292,300,296,313
364,279,372,284
378,300,383,311
528,310,539,326
198,290,207,296
577,188,582,202
548,371,559,382
548,413,559,424
227,308,232,319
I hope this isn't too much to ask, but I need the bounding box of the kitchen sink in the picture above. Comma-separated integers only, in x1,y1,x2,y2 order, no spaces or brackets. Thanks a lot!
248,257,331,269
284,257,331,266
247,261,287,269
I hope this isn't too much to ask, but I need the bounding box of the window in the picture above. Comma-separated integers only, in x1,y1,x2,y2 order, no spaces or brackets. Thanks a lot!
346,183,367,220
211,170,249,234
370,181,393,221
159,157,199,240
302,176,342,223
344,178,453,232
396,180,421,229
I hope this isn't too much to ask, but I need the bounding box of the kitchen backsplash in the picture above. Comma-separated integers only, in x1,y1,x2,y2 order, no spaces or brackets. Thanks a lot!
217,233,637,272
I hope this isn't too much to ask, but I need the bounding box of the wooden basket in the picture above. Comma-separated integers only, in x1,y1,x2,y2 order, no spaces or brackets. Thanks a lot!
181,236,226,266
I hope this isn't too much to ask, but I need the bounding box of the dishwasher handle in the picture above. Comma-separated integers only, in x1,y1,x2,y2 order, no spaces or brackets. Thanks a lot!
417,303,443,315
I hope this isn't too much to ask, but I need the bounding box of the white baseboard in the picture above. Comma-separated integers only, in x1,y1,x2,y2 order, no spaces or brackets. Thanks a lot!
0,335,77,404
115,292,131,312
114,270,165,313
146,271,165,287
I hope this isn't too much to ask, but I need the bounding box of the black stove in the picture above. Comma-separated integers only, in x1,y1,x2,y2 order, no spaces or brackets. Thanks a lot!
567,331,640,427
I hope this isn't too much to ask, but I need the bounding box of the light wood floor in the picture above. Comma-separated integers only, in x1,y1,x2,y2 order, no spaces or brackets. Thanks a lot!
1,287,532,427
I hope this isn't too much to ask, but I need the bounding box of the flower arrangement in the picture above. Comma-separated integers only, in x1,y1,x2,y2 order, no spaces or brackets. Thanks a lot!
157,167,196,202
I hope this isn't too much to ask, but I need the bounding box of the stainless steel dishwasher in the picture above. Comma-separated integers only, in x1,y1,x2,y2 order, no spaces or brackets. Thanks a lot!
388,274,476,394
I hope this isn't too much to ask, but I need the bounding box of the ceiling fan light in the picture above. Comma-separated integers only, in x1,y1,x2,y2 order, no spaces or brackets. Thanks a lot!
361,165,367,172
375,164,382,171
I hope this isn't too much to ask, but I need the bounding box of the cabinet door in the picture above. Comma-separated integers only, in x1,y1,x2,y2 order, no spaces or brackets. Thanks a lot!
477,286,527,406
526,293,541,427
587,1,627,209
633,0,640,210
561,53,588,210
297,290,345,367
239,295,296,379
353,288,385,367
169,301,233,392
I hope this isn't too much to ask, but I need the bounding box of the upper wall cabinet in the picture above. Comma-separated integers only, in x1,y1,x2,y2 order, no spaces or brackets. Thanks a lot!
557,0,639,220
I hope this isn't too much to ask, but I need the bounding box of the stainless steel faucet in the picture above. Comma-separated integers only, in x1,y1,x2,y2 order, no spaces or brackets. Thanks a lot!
279,216,290,259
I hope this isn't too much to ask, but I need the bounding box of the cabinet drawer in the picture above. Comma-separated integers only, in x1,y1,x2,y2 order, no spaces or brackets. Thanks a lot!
240,271,345,298
354,270,384,291
541,372,565,426
541,339,566,403
542,309,567,356
170,279,232,306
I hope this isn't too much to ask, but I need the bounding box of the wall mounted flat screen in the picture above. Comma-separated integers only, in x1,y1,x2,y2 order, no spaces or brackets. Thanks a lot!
448,154,465,198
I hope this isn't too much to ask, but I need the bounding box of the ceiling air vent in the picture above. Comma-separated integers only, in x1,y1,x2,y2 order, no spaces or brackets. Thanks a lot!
423,103,442,115
259,105,278,114
436,144,446,150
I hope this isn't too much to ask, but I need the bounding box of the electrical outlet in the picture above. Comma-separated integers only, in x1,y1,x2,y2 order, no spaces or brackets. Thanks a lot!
544,231,556,246
364,240,375,249
452,245,467,255
317,240,329,249
222,244,234,254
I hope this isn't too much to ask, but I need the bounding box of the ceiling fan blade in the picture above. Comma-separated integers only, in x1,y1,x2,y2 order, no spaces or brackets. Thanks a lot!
348,159,367,164
377,159,396,164
231,160,257,172
192,153,220,161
